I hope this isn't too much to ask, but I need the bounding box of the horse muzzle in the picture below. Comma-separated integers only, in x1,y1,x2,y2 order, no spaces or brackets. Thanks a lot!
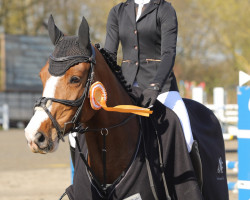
25,130,56,154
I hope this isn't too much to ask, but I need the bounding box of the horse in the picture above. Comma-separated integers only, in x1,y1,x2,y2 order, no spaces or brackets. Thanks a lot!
24,15,229,200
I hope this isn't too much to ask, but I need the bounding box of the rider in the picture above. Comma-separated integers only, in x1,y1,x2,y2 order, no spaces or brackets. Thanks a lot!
104,0,194,152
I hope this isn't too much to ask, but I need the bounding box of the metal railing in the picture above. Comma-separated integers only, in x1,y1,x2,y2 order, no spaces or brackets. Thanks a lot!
0,104,9,130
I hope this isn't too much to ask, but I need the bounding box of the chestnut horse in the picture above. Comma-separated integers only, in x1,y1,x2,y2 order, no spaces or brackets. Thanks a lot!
25,16,228,200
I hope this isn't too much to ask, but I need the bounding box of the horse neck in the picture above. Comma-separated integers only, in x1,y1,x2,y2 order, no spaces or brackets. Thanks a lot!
83,51,139,183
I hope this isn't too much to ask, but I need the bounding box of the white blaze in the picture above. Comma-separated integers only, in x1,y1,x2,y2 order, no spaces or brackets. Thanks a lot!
25,76,61,142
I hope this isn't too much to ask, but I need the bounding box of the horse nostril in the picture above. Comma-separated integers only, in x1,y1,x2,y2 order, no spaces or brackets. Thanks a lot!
34,132,47,149
38,133,45,143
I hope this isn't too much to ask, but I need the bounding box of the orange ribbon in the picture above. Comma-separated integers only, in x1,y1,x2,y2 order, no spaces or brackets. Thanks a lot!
89,81,153,117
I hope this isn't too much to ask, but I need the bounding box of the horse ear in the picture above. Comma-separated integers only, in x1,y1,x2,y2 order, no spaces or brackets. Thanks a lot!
48,15,64,45
78,16,91,56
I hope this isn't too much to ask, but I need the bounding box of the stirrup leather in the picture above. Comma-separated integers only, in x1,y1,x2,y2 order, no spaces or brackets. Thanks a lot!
190,140,203,191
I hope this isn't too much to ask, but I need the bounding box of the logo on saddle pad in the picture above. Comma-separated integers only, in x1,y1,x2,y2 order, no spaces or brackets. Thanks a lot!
217,157,225,181
123,193,142,200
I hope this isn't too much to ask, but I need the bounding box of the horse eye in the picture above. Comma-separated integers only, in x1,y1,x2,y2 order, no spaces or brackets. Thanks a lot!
70,76,81,84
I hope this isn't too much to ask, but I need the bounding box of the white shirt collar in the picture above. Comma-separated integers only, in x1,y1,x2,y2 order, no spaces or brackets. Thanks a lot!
135,0,150,21
134,0,150,5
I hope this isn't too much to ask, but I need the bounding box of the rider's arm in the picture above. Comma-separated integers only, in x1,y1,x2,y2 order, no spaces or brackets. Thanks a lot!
152,3,178,89
104,6,120,61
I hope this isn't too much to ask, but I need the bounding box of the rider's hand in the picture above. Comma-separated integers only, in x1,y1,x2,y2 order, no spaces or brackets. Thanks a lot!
140,83,160,108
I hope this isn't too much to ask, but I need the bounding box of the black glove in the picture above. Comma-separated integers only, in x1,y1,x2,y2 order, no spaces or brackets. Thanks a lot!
140,83,160,108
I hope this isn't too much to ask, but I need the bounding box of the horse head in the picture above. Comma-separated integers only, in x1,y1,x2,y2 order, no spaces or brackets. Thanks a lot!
25,15,96,153
25,14,139,185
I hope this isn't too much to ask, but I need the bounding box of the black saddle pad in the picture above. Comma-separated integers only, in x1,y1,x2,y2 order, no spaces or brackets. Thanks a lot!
183,98,229,199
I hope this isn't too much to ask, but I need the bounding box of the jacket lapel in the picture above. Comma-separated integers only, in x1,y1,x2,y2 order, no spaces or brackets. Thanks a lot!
136,0,160,22
125,0,136,28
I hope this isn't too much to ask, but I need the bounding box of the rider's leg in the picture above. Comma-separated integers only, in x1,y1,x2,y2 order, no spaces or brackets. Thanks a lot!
157,91,194,152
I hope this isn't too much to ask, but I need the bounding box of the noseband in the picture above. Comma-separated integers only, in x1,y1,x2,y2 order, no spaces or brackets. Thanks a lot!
34,45,96,142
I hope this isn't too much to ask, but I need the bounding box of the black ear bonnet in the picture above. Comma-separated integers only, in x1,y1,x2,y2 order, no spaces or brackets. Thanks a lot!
48,15,92,76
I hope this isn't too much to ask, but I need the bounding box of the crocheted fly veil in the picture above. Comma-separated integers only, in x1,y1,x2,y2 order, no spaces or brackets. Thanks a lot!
48,15,92,76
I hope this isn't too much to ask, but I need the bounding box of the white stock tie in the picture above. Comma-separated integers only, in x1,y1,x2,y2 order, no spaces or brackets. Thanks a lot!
135,0,150,21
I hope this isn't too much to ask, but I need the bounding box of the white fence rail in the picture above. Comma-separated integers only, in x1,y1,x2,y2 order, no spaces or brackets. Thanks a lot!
205,103,238,139
0,104,9,130
192,87,238,138
205,104,238,124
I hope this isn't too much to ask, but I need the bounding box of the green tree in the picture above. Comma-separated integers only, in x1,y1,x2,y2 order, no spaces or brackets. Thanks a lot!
0,0,249,102
172,0,250,102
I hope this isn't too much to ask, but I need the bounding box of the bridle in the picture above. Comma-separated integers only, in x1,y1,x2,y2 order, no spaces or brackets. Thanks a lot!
34,45,96,142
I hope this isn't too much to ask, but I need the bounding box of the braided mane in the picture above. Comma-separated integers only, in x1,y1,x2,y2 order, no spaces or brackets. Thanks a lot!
95,44,132,93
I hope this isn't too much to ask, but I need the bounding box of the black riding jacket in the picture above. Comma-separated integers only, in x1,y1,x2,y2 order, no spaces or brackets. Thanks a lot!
104,0,178,92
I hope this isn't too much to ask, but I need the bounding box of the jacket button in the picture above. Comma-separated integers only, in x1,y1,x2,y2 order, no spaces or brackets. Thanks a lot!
134,45,138,50
134,30,137,34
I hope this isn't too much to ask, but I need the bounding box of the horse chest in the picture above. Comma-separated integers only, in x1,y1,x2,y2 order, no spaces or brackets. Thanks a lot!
66,132,167,200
